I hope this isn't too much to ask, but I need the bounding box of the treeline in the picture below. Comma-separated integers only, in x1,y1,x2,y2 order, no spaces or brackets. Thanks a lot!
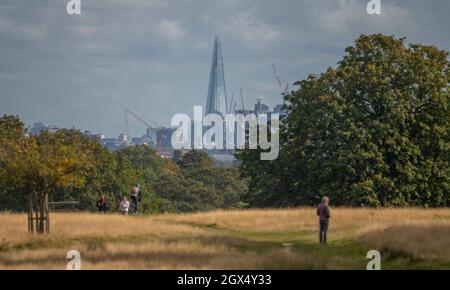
238,34,449,208
0,116,247,213
1,34,448,211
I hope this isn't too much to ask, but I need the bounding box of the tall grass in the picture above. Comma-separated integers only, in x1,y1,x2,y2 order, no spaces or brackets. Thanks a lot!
0,208,449,269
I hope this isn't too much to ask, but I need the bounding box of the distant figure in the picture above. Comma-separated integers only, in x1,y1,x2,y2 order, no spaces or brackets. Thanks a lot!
316,196,331,244
119,196,130,215
97,195,108,213
130,184,141,215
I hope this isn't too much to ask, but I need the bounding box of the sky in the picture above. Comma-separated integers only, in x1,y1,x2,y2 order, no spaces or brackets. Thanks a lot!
0,0,449,137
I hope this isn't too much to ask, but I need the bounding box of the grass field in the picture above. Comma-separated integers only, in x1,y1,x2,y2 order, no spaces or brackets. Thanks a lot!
0,208,449,270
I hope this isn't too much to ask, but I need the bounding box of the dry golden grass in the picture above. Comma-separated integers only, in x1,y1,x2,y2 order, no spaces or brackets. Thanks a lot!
361,224,450,260
162,208,449,231
0,208,449,270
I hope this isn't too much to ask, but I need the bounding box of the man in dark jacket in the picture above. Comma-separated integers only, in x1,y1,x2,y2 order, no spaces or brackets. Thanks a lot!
130,184,141,215
97,195,108,213
316,196,330,244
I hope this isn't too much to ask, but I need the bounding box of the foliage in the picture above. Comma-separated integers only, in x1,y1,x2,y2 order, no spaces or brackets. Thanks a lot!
238,34,449,207
0,118,247,213
156,150,247,212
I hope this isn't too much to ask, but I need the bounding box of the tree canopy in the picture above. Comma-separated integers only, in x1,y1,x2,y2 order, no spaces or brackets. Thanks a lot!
238,34,449,207
0,117,247,213
1,34,448,211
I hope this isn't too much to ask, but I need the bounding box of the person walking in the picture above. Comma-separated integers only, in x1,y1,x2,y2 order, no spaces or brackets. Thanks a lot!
316,196,331,244
119,196,130,215
96,195,108,213
130,184,141,215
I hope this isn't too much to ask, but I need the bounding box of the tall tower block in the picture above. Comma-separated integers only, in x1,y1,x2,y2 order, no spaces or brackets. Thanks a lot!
206,36,227,116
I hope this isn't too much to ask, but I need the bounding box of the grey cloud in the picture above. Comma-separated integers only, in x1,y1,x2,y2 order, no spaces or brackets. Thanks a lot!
0,0,449,137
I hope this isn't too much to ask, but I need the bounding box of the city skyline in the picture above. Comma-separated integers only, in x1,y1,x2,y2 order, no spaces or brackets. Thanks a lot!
1,0,450,137
24,95,281,139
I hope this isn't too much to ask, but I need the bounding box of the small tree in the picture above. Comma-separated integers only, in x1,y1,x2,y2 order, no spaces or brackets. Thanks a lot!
0,117,93,234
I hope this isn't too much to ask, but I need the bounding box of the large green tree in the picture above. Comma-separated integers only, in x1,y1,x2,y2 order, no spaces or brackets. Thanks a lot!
239,34,449,207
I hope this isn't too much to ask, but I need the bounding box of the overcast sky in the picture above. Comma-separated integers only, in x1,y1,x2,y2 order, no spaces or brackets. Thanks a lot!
0,0,449,137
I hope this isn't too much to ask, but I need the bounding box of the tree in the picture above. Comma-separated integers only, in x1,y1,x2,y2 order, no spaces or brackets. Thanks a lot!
0,119,94,233
0,116,28,210
1,116,248,216
156,150,247,212
114,145,164,213
239,34,449,207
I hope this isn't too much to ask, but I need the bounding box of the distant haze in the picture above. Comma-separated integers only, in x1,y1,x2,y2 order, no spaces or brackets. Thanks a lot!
0,0,449,137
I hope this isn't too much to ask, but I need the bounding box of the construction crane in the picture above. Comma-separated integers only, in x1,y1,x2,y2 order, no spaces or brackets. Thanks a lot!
240,87,245,112
124,110,131,145
124,109,167,156
125,109,156,131
269,57,290,101
227,90,241,114
228,90,234,114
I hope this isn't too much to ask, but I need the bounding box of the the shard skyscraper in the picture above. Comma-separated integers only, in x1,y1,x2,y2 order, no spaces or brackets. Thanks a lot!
205,36,228,116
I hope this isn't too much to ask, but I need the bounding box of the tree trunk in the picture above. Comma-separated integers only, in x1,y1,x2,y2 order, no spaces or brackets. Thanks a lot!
39,195,46,234
34,193,39,233
45,193,50,234
27,192,34,234
27,190,50,235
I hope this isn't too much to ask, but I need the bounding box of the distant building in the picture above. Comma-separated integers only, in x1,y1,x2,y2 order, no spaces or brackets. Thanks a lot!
101,138,118,144
83,131,105,142
31,122,46,135
131,137,145,145
118,134,129,144
272,103,287,117
145,128,157,147
29,122,60,135
235,109,253,116
273,104,284,114
206,36,227,116
157,128,176,158
101,138,125,151
96,134,105,140
24,127,31,138
47,125,59,133
254,100,269,115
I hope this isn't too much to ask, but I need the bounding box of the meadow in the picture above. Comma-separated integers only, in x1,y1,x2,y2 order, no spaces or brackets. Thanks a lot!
0,208,449,270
